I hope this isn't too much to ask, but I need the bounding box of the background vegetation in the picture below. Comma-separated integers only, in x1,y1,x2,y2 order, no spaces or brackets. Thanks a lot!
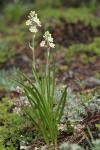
0,0,100,149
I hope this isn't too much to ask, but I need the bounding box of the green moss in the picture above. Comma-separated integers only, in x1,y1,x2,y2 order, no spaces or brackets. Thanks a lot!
1,33,24,45
0,97,34,149
3,2,31,24
0,41,15,63
80,53,96,64
59,65,69,72
93,73,100,79
70,37,100,55
37,7,100,28
80,53,89,64
65,37,100,64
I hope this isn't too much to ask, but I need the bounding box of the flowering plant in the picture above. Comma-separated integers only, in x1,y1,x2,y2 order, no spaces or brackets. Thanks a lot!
16,11,67,145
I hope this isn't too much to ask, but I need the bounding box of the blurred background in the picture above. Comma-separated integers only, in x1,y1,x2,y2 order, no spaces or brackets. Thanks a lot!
0,1,100,149
0,0,100,93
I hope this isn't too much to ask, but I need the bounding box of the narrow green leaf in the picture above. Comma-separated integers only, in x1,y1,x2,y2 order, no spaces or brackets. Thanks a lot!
55,87,67,123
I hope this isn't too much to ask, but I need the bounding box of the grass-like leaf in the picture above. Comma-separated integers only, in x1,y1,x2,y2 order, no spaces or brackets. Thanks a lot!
15,61,67,145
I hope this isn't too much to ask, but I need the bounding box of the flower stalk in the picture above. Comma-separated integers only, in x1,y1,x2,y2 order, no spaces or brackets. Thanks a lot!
40,31,55,76
32,34,35,68
46,47,50,76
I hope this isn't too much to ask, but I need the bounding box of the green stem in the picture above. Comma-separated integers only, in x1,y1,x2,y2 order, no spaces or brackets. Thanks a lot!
46,47,50,76
32,34,35,69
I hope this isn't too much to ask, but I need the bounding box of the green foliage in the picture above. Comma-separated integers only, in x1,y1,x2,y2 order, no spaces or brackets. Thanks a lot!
59,138,100,150
35,0,99,8
16,62,67,144
75,79,86,90
65,37,100,64
94,73,100,79
0,97,34,149
92,139,100,150
2,30,25,43
85,127,100,150
67,90,100,122
35,0,62,8
0,41,15,63
96,124,100,130
0,2,33,33
3,2,27,24
37,7,100,28
59,127,100,150
0,97,13,122
61,7,100,27
59,142,82,150
90,0,98,10
55,88,100,123
80,53,96,64
0,67,19,92
71,37,100,55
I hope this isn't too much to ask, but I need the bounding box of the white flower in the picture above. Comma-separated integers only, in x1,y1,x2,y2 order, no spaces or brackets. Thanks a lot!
43,31,49,37
40,31,55,48
26,11,41,33
33,15,41,26
29,26,38,33
48,37,53,42
49,42,55,48
26,20,31,25
40,41,45,47
30,11,35,17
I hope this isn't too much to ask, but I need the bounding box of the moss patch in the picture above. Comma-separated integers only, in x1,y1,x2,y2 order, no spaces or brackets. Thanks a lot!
65,37,100,64
37,7,100,28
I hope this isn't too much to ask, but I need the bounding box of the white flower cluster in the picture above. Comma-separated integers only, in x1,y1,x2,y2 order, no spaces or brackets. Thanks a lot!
40,31,55,48
26,11,41,33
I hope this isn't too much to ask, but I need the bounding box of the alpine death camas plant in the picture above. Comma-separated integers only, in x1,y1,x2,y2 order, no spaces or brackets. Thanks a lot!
16,11,67,145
